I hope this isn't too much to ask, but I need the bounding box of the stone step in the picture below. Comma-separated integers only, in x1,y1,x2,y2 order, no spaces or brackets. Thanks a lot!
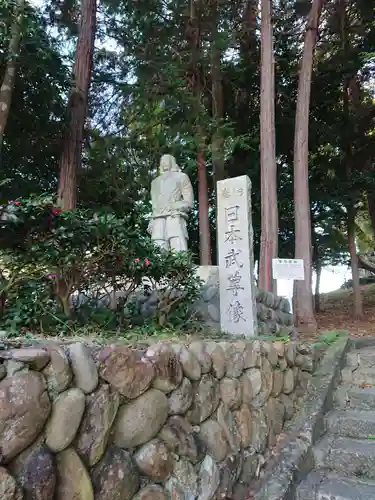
348,350,375,369
350,368,375,384
295,471,375,500
314,435,375,478
347,387,375,410
326,409,375,439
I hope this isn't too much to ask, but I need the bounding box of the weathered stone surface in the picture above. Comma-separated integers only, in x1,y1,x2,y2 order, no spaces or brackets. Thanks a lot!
234,404,253,448
261,357,274,399
6,360,27,377
99,345,154,399
4,348,50,371
197,455,220,500
242,341,260,369
165,458,198,500
297,371,312,396
264,397,285,447
204,342,225,379
9,445,56,500
186,375,219,424
296,354,314,373
215,454,243,500
199,419,228,462
45,388,85,452
273,341,285,358
158,416,202,463
271,370,284,397
207,304,220,322
297,343,311,355
240,368,262,404
92,447,139,500
114,388,168,448
56,448,93,500
261,342,278,367
173,345,201,381
146,344,183,393
76,384,119,466
135,439,174,482
249,409,268,453
0,466,22,500
0,372,51,463
219,377,242,410
283,368,295,394
285,343,296,367
189,342,212,374
68,343,98,394
43,345,71,394
278,393,294,420
168,377,193,415
220,342,244,378
133,485,167,500
278,356,288,371
238,451,259,485
216,403,241,453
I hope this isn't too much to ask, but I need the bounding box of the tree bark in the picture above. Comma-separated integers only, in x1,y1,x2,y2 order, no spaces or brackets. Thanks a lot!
188,0,212,265
211,8,225,186
197,150,212,264
367,190,375,238
0,0,24,153
259,0,278,293
293,0,325,332
57,0,97,211
348,209,363,318
314,261,321,312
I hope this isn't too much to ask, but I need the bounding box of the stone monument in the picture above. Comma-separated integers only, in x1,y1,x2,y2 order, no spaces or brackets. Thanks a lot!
217,175,257,336
148,154,194,252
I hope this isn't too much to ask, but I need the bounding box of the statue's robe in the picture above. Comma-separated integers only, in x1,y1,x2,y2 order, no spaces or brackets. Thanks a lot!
150,170,194,249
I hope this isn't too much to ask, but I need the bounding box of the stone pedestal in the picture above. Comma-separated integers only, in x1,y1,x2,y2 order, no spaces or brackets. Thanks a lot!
196,266,219,286
217,176,257,337
194,266,220,327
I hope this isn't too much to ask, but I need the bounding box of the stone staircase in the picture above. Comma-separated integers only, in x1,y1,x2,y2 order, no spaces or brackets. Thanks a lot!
295,345,375,500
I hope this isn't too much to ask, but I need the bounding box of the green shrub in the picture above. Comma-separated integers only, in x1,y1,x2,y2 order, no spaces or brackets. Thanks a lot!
0,195,202,335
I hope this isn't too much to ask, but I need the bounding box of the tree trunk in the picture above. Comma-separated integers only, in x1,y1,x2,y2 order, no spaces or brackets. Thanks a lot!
348,209,363,319
211,0,224,186
57,0,97,211
0,0,24,153
197,150,212,264
259,0,278,293
188,0,212,265
293,0,324,332
314,261,321,312
367,191,375,238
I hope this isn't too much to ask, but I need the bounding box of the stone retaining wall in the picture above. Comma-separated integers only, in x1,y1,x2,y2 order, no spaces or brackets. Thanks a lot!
197,282,295,337
0,339,314,500
255,290,295,337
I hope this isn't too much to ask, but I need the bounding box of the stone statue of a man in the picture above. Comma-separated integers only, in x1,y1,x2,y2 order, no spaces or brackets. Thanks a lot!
148,154,194,252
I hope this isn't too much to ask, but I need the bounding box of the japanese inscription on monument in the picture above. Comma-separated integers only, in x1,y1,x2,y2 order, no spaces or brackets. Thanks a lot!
217,176,257,336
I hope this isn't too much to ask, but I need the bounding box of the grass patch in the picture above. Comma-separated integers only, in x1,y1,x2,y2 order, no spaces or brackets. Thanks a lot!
311,330,348,348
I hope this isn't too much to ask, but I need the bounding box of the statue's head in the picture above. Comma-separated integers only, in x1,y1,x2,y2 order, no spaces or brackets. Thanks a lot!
159,154,179,173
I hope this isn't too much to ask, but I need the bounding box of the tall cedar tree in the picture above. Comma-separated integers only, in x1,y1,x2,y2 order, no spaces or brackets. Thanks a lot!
0,0,24,154
259,0,278,292
293,0,326,332
57,0,96,210
188,0,212,264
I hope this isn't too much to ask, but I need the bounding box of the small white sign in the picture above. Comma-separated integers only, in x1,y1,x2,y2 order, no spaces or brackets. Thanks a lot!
272,258,304,281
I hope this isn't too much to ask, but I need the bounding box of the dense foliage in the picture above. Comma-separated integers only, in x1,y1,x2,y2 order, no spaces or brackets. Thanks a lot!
0,197,202,334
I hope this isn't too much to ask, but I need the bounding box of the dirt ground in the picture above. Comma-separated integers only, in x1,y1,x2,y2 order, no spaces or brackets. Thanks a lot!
313,284,375,339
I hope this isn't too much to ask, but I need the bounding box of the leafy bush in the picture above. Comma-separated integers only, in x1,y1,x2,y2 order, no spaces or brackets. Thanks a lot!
0,195,202,334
